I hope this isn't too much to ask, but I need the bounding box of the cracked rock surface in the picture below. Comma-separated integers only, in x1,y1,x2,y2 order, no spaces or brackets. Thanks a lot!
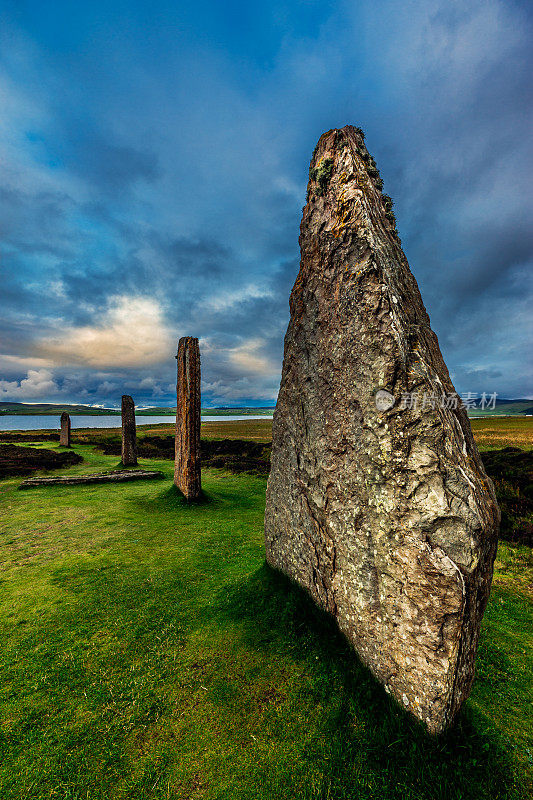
264,125,500,734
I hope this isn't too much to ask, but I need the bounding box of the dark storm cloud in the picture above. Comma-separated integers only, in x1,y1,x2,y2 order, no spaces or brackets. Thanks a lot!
0,0,531,405
0,184,75,258
72,137,159,194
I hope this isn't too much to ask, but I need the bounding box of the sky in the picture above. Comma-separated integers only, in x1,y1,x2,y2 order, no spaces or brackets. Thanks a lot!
0,0,532,408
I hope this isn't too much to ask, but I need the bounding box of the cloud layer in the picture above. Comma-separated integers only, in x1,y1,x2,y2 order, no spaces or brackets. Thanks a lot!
0,0,531,406
41,296,173,368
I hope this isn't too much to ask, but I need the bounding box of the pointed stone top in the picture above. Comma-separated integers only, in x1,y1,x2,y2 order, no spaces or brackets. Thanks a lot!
176,337,199,358
305,124,399,244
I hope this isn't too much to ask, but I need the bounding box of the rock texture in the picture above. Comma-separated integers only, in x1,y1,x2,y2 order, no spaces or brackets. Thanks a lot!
121,395,138,467
264,125,500,734
59,412,71,447
174,337,201,500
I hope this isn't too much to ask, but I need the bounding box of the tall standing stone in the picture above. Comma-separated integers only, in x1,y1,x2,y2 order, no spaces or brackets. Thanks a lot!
264,126,499,734
174,337,201,500
59,412,71,447
121,395,138,467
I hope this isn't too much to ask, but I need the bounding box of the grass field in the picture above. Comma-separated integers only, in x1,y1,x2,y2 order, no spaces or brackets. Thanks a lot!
470,417,533,451
3,414,531,449
0,419,532,799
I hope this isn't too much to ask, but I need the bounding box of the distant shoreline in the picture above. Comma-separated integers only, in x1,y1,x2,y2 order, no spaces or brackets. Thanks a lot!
1,401,531,418
0,407,276,417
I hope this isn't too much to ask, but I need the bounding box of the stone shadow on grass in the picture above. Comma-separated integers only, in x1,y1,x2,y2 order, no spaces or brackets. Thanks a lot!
134,482,264,515
138,484,216,510
210,562,515,800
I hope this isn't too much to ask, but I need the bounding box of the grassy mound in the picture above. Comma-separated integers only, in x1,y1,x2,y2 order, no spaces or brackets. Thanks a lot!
0,443,82,479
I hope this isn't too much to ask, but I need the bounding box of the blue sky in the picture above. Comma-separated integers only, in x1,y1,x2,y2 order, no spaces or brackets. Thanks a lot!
0,0,531,407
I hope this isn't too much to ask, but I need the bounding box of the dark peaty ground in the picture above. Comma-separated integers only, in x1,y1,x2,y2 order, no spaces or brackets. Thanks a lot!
0,444,83,479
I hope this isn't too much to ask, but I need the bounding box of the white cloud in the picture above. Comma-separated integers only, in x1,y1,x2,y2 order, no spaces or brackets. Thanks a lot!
201,375,280,403
228,338,277,376
204,284,273,313
95,380,118,394
0,368,59,399
137,376,165,395
41,295,174,368
0,353,53,371
199,335,281,401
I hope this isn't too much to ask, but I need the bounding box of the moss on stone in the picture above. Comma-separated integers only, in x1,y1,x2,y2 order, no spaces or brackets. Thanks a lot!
314,158,334,197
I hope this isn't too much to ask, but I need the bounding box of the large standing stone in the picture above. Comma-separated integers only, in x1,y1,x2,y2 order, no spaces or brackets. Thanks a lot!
121,395,138,467
59,412,71,447
174,337,201,500
264,125,499,734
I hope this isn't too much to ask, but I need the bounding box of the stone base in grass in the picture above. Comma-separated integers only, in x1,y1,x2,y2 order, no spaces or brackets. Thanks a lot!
18,469,164,489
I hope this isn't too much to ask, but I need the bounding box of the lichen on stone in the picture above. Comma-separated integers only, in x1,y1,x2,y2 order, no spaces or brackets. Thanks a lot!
310,157,335,197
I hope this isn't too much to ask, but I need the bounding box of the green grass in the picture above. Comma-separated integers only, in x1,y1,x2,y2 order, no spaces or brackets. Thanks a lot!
0,444,532,799
471,417,532,451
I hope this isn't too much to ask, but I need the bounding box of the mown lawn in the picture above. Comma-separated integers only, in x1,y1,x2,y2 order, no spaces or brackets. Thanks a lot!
0,439,532,799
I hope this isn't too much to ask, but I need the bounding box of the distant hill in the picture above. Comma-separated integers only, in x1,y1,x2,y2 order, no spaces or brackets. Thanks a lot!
0,403,275,417
0,400,529,417
0,402,119,416
469,399,533,416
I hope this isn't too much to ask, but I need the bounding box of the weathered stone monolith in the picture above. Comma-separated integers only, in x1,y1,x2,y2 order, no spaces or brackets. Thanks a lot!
264,125,499,734
59,412,71,447
121,395,137,466
174,337,201,500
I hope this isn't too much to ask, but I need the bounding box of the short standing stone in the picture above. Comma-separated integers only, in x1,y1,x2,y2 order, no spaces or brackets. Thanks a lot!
174,337,201,500
59,412,71,447
264,125,500,734
121,395,138,467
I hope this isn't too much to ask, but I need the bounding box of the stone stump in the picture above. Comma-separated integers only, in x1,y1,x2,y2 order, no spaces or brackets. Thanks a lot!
121,395,138,466
174,337,201,500
59,412,71,447
264,125,500,734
